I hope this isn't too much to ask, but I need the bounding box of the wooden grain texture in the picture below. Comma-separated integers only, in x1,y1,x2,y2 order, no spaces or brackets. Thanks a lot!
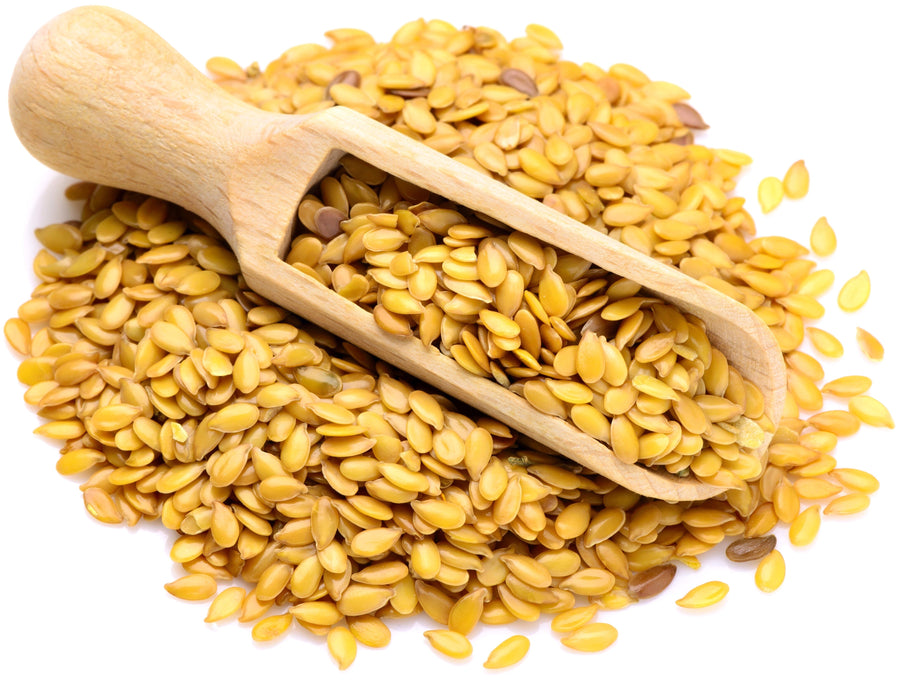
8,6,786,501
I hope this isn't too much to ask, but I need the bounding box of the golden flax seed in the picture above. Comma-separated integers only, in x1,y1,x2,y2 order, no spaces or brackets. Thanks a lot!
675,581,729,608
164,573,218,601
821,375,872,397
856,327,884,360
424,629,473,659
205,586,246,623
251,613,293,642
559,622,618,652
447,587,486,635
837,271,870,312
483,634,530,669
793,478,842,500
789,505,821,546
755,549,786,592
327,626,357,670
782,160,809,199
846,394,894,428
809,217,837,256
344,616,390,648
824,492,871,515
757,176,784,213
830,468,880,494
806,327,844,358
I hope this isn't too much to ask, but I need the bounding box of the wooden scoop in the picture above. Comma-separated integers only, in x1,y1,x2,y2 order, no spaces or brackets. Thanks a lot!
8,6,785,501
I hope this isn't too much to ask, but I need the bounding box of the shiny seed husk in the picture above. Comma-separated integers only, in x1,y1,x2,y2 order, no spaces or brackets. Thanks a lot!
821,375,872,397
848,395,894,428
672,102,708,129
205,586,246,623
424,629,473,659
164,574,218,601
252,613,293,642
789,505,821,546
830,468,880,494
782,160,809,199
347,616,391,648
627,563,676,599
758,176,784,213
807,327,844,358
447,588,486,635
327,626,357,670
675,581,729,608
4,317,31,355
837,271,870,312
755,549,786,592
559,622,618,652
808,410,861,436
856,327,884,360
499,68,538,96
809,217,837,256
725,535,777,562
824,493,871,515
483,634,530,669
550,604,600,633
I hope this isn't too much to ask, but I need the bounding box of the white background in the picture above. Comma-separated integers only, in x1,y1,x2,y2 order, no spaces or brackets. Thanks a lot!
1,2,898,680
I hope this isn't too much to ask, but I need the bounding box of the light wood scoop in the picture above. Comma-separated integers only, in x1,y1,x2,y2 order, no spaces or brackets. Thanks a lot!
9,6,785,501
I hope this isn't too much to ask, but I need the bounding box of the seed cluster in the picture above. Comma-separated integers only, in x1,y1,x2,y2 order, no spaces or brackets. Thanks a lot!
6,18,893,671
287,156,771,483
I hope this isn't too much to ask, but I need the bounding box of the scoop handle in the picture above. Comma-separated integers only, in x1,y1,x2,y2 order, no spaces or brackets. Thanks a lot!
8,5,261,231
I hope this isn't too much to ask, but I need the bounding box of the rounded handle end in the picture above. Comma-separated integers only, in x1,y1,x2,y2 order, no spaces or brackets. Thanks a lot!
8,6,248,228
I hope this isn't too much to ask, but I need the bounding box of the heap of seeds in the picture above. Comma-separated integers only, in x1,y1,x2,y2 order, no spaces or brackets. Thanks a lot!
288,155,771,482
5,19,893,671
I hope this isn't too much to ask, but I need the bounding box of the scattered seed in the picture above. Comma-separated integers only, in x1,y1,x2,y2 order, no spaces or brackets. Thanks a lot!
809,217,837,256
837,271,870,312
830,468,880,494
782,160,809,199
808,410,861,437
252,613,293,642
205,586,246,623
3,317,31,355
327,626,357,670
83,486,123,524
559,622,618,652
206,55,246,80
789,505,821,546
347,616,391,648
424,629,472,659
725,535,776,562
675,581,729,608
856,327,884,360
848,395,894,428
758,176,784,213
755,549,786,592
824,492,871,515
821,375,872,397
164,574,218,601
793,477,842,500
35,420,86,440
672,102,708,129
483,634,530,669
797,269,834,297
806,327,844,358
